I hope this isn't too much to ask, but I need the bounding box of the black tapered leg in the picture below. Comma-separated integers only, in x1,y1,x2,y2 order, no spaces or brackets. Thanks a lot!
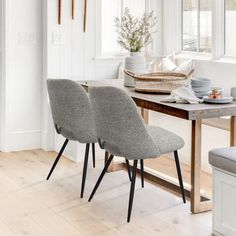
125,159,132,182
80,143,90,198
88,155,114,202
92,143,96,168
46,139,69,180
174,151,186,203
140,159,144,188
127,160,138,223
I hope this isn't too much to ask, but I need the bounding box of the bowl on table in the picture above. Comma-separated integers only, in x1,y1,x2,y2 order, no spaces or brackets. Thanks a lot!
191,77,211,98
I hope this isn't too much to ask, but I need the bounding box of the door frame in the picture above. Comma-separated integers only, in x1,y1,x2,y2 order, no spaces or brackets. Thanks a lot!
0,0,8,151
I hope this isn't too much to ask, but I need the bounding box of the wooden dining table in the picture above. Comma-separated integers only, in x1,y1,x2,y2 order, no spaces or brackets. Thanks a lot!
78,79,236,214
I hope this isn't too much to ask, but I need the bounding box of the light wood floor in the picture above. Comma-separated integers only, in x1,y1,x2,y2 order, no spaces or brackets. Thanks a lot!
0,149,212,236
145,157,212,199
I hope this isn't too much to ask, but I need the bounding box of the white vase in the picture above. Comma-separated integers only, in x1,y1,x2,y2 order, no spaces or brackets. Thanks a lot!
124,52,146,87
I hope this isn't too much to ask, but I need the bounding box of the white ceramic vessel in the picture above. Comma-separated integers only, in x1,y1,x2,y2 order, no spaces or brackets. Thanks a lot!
124,52,146,87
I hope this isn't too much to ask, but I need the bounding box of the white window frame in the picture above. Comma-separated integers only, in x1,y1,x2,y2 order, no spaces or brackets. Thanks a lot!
95,0,154,59
164,0,236,61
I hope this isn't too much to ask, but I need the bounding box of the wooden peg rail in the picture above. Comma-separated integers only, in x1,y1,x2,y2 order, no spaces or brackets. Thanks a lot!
57,0,88,32
72,0,75,20
83,0,87,32
58,0,62,25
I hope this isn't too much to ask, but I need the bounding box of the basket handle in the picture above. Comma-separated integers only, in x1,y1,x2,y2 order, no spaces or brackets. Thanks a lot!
187,69,194,77
124,69,136,78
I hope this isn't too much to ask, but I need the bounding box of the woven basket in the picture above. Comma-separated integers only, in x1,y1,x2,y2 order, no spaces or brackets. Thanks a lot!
124,69,194,94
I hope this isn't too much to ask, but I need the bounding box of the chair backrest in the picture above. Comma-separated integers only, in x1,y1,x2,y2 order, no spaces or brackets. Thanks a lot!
47,79,96,143
89,86,160,160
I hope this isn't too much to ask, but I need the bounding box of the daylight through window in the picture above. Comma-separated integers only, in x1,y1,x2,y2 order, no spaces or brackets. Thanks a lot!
182,0,212,53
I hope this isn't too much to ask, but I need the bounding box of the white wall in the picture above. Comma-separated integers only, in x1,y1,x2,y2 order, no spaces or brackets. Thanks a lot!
195,60,236,88
0,0,43,152
0,0,3,149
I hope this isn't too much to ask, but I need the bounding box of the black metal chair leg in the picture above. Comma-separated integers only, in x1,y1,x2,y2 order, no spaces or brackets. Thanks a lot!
80,143,90,198
92,143,96,168
125,159,132,181
46,139,69,180
140,159,144,188
88,155,114,202
127,160,138,223
174,151,186,203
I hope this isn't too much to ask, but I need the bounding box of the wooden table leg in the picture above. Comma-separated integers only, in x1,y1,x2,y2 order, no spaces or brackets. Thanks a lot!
105,151,112,173
191,120,202,213
141,108,149,124
104,151,124,173
190,120,212,213
230,116,236,146
105,151,109,166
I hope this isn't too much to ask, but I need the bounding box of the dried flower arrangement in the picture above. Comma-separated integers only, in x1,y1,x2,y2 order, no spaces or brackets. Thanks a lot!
114,8,157,52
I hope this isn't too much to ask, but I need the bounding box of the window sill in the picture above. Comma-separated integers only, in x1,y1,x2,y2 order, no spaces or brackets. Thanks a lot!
176,53,236,65
93,54,126,61
176,52,212,61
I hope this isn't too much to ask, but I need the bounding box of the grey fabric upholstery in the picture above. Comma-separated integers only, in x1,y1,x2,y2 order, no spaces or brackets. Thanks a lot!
89,86,184,160
209,147,236,174
47,79,97,143
146,126,185,155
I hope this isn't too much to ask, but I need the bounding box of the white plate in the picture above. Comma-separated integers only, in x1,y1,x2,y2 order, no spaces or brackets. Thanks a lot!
203,96,233,104
191,78,211,86
192,86,211,92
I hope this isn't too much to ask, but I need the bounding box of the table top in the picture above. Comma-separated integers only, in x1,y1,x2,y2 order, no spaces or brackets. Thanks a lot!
78,79,236,121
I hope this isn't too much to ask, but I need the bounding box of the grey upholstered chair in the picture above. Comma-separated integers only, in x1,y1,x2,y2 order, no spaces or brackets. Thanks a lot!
88,86,186,222
47,79,97,198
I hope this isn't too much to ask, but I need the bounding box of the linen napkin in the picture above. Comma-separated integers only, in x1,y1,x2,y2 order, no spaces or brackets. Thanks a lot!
161,86,202,104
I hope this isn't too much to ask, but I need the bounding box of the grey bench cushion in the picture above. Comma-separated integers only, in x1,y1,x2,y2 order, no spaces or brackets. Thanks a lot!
209,147,236,174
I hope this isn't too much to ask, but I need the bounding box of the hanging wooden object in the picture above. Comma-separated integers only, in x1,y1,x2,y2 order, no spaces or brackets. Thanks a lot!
72,0,75,20
58,0,62,24
83,0,87,32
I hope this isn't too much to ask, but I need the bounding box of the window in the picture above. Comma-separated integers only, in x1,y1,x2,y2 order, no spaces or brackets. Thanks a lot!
164,0,236,58
225,0,236,56
101,0,146,55
182,0,212,53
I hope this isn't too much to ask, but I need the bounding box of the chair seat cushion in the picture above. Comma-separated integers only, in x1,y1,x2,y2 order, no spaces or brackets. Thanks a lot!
103,125,184,160
209,147,236,174
146,126,185,155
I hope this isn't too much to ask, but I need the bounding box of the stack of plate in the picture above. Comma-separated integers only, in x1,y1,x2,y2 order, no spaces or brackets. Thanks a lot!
191,78,211,98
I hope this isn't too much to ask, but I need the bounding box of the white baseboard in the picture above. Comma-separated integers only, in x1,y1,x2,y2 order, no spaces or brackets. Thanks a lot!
3,130,42,152
41,130,55,151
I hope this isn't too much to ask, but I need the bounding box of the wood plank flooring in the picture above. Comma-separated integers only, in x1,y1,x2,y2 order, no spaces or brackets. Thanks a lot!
145,156,212,199
0,150,212,236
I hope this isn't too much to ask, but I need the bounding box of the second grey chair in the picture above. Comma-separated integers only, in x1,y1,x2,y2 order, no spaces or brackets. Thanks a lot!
47,79,97,198
88,86,186,222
